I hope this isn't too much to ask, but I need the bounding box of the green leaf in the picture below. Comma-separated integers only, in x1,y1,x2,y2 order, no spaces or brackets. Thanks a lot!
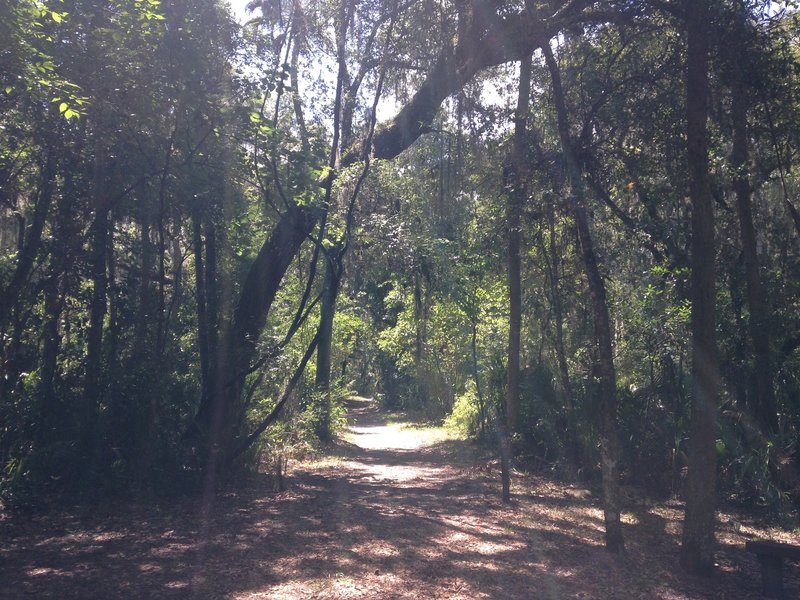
715,440,728,456
59,102,68,113
50,11,62,23
4,86,11,94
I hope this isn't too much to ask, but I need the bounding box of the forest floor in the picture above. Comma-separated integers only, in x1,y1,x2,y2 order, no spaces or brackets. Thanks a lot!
1,397,799,599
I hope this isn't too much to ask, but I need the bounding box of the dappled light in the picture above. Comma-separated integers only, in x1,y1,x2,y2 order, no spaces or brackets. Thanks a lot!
1,398,797,598
3,0,800,596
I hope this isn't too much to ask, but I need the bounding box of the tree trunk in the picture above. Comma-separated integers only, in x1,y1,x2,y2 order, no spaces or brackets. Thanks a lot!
204,217,220,401
732,79,777,434
314,254,341,441
85,207,109,416
412,270,429,406
132,215,155,363
190,201,318,446
574,198,626,554
39,273,65,437
542,40,626,554
471,321,486,439
192,212,212,417
0,151,56,329
506,54,531,433
363,3,595,163
680,0,719,575
544,201,583,472
104,223,120,380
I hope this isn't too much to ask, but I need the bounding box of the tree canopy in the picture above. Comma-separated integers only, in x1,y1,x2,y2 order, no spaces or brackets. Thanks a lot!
2,0,800,575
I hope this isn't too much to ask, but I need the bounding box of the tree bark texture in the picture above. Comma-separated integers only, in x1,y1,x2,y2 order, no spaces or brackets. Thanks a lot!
680,0,719,576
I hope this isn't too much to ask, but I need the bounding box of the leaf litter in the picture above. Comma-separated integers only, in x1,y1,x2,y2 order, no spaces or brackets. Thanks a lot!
1,397,797,599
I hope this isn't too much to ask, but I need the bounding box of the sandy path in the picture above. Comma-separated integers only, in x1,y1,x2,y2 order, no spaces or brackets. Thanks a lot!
1,397,795,599
238,397,564,600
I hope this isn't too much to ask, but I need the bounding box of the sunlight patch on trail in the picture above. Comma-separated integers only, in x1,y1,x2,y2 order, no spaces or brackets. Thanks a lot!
345,421,457,451
344,461,445,483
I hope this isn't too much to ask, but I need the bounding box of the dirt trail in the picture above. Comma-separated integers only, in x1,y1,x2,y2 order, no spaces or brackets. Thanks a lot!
247,397,565,599
1,397,796,599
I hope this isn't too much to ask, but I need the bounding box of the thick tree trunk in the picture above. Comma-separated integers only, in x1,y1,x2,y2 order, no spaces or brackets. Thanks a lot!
542,40,626,554
680,0,719,576
506,54,531,433
362,2,595,163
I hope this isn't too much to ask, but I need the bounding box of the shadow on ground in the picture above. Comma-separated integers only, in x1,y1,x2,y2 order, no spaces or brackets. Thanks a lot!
0,398,796,599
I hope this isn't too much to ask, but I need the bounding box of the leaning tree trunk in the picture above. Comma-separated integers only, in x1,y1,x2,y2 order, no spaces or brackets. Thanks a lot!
192,1,598,458
190,201,318,449
680,0,719,576
542,40,626,554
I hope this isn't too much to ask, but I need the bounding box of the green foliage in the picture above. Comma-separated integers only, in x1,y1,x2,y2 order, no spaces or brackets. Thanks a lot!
1,0,800,519
2,441,81,509
444,381,481,436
